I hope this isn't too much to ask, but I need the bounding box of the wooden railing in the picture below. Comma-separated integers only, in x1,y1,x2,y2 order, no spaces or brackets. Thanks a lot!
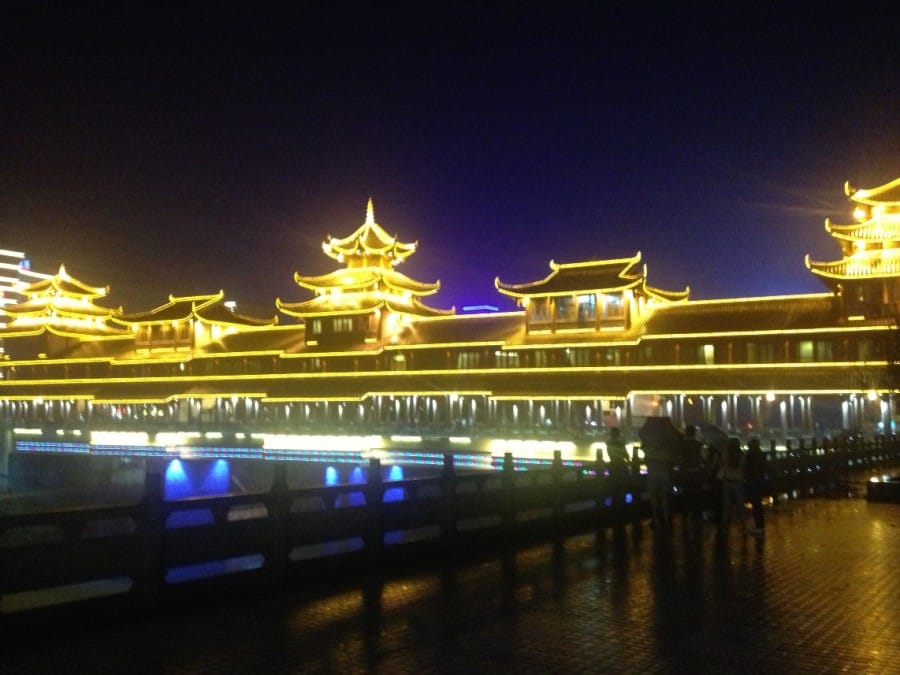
2,435,899,625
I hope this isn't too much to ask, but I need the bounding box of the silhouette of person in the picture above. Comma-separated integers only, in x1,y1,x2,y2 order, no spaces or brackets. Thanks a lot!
744,438,767,536
606,427,630,528
644,440,673,530
678,424,705,538
720,438,746,531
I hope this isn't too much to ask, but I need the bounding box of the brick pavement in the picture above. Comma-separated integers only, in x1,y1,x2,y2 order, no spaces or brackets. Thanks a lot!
7,495,900,674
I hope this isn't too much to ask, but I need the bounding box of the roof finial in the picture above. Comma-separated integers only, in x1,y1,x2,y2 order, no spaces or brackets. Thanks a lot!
365,198,375,226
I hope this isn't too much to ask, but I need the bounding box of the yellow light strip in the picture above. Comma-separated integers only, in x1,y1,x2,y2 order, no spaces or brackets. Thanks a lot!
0,360,890,392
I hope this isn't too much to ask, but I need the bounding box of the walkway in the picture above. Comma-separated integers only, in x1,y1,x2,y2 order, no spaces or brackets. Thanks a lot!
8,495,900,674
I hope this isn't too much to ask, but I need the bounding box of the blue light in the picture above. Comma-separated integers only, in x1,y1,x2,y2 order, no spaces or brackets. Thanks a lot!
199,459,230,495
165,459,231,500
325,465,339,486
164,459,191,500
384,465,405,502
349,466,365,483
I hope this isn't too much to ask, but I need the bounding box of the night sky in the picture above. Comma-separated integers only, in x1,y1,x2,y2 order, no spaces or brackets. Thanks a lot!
3,3,899,315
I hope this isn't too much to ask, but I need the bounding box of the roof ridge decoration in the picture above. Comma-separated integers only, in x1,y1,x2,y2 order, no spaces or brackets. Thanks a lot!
321,198,418,269
278,199,452,319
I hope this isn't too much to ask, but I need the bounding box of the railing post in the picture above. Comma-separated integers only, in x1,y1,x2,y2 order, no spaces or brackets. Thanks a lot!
365,458,383,559
551,449,563,530
502,452,515,538
441,453,457,547
140,471,164,608
595,447,607,521
268,461,289,584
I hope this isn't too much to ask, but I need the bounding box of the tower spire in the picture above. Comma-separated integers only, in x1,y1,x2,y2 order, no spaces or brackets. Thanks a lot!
366,198,375,226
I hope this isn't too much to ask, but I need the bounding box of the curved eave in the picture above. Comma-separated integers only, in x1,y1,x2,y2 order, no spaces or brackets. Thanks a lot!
116,292,223,325
294,268,440,296
847,177,900,207
805,254,900,280
644,283,690,302
276,295,382,319
194,305,278,327
294,269,381,292
24,278,108,299
550,252,643,276
380,269,440,296
4,305,120,321
825,218,900,242
0,325,50,339
384,297,455,317
495,275,642,298
323,222,417,262
496,253,644,297
24,323,135,340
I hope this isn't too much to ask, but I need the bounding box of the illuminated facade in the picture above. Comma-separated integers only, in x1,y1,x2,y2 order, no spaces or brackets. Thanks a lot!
0,183,898,450
0,248,49,323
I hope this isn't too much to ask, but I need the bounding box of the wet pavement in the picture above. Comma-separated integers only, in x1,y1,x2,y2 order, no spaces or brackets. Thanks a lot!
7,495,900,674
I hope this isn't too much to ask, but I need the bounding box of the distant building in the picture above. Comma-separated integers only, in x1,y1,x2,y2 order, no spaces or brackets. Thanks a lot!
0,249,50,322
1,179,898,447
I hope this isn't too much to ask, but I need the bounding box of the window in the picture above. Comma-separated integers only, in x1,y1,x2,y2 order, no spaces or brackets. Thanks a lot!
391,354,407,371
556,296,574,320
495,350,520,367
333,317,353,333
456,351,482,369
531,299,550,321
310,319,322,335
576,294,596,321
567,348,591,366
815,340,833,361
601,294,625,319
797,341,814,363
857,339,873,361
602,348,620,366
702,344,715,365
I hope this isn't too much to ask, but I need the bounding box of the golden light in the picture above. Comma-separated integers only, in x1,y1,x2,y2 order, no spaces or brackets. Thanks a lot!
854,206,867,221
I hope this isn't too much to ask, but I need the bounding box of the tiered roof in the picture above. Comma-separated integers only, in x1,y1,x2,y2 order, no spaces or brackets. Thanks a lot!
0,264,130,339
807,177,900,281
494,252,689,302
278,199,452,318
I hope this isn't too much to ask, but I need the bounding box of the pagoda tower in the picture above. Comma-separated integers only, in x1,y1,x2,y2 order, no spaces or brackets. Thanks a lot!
277,199,453,347
806,176,900,320
0,264,130,358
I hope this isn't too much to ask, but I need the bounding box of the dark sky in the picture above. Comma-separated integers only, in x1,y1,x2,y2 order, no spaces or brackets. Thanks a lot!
2,2,899,314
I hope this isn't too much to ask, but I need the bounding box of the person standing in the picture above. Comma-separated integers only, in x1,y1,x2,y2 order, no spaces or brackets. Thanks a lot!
744,438,767,536
720,438,746,531
645,440,673,530
678,424,705,538
606,427,630,529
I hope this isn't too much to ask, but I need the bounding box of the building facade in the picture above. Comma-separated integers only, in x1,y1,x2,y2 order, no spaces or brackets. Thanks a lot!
1,179,898,453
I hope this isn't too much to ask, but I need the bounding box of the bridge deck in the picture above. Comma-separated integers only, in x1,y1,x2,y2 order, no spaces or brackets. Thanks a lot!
7,493,900,674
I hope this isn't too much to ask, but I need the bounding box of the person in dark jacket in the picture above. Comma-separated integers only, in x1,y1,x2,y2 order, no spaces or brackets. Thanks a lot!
744,438,767,536
678,424,705,539
606,427,630,529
